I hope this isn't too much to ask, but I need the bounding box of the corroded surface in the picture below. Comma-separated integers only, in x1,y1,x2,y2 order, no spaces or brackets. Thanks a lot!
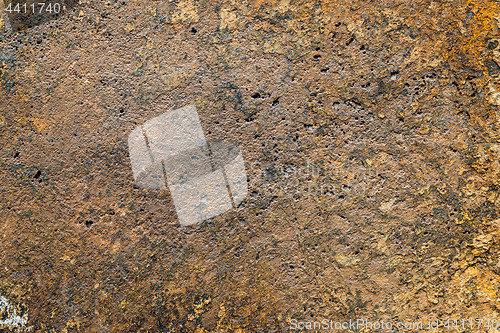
1,0,500,331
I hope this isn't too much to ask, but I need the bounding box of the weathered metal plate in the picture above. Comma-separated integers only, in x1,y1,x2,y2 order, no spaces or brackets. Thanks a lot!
1,0,500,331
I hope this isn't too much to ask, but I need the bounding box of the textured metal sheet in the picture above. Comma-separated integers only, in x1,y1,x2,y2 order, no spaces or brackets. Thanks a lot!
1,0,500,331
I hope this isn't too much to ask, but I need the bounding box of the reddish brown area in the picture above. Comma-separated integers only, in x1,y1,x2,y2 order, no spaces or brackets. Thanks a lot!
1,0,500,331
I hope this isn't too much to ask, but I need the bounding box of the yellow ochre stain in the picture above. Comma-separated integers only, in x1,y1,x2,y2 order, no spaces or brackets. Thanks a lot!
15,117,50,132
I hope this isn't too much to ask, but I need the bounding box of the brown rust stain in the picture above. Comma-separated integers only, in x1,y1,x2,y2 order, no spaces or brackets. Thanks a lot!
1,0,500,331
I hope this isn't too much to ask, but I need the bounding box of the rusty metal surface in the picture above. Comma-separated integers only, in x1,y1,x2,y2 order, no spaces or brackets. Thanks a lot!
1,0,500,331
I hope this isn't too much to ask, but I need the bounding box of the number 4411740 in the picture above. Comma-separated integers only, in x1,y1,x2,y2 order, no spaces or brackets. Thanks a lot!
5,2,61,14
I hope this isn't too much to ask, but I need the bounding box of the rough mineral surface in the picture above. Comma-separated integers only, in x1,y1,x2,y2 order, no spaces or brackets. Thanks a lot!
1,0,500,332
